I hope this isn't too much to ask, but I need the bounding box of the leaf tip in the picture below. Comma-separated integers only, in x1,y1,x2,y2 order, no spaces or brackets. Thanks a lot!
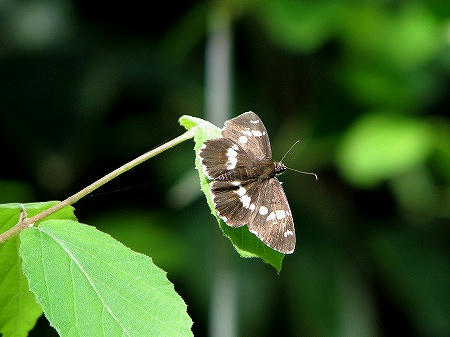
178,115,196,131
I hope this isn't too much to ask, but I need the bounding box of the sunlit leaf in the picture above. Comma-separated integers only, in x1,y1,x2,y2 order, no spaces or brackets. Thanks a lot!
0,201,76,337
336,113,433,187
179,115,284,272
20,219,193,337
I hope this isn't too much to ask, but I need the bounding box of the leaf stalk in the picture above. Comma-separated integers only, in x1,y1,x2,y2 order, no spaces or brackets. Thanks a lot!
0,127,196,243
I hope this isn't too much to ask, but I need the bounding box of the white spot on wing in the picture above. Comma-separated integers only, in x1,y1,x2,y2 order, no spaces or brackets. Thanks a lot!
276,210,286,220
201,163,213,179
232,144,239,150
227,147,237,158
236,186,246,196
226,161,237,170
238,136,248,144
231,181,240,186
240,195,251,208
226,147,238,169
249,203,255,211
266,212,276,221
250,120,259,124
259,206,268,215
252,130,262,137
284,230,293,237
241,130,252,136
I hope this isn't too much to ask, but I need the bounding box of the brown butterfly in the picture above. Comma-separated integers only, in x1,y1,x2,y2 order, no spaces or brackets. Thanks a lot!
199,111,298,253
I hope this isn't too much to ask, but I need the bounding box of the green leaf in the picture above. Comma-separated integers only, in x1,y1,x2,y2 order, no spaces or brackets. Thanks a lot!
0,201,77,337
179,115,284,272
19,219,193,337
336,113,433,187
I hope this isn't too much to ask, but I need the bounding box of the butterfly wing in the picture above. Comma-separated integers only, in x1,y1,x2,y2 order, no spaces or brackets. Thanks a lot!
199,133,262,226
210,179,260,227
248,177,296,254
199,137,255,179
222,111,272,160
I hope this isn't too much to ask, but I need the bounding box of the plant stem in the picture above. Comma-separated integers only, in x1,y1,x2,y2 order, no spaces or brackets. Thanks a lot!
0,127,196,243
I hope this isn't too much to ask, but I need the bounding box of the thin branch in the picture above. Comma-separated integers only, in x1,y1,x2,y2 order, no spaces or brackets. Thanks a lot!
0,127,196,243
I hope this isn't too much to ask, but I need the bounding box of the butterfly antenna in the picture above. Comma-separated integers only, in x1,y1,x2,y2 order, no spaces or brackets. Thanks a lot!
285,167,318,181
280,139,300,162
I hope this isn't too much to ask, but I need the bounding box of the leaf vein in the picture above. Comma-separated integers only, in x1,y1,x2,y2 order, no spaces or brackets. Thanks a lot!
0,262,16,288
0,293,19,316
37,227,131,337
101,307,106,337
40,230,54,322
70,260,80,336
15,241,22,336
88,274,183,333
44,234,180,304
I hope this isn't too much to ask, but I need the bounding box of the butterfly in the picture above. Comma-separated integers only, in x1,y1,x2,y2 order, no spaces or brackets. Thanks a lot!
199,111,296,254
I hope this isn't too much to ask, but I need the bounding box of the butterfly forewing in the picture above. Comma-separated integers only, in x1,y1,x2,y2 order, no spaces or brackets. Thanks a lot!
222,111,272,160
249,178,295,254
199,137,255,179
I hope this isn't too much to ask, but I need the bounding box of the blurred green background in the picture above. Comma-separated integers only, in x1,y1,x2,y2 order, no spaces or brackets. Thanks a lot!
0,0,449,336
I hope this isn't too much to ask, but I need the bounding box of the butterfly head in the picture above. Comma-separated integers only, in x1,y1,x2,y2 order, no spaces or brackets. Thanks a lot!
274,161,287,175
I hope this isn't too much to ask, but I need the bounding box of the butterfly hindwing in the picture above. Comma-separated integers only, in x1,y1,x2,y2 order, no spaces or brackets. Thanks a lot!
210,179,260,227
199,138,254,179
248,177,295,254
222,111,272,160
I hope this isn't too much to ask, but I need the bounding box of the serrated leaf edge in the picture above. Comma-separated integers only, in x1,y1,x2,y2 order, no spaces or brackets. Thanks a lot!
20,221,193,337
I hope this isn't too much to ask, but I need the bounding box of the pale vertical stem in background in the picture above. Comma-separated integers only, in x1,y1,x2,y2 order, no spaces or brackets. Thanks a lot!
205,4,232,127
205,4,237,337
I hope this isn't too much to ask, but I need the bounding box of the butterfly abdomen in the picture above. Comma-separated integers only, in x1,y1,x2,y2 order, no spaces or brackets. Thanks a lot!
215,164,272,182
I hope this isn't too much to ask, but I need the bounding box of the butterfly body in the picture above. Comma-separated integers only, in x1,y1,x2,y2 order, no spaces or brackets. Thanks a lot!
215,160,285,182
199,111,296,254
